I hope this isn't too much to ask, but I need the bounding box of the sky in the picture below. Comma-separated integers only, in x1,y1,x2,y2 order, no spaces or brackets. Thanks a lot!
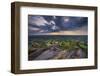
28,15,88,35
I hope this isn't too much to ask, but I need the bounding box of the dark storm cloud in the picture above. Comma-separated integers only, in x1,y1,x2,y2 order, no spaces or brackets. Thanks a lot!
62,17,88,30
28,15,88,35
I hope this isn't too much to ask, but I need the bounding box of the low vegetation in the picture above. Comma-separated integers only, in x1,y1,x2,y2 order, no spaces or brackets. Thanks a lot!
29,39,87,51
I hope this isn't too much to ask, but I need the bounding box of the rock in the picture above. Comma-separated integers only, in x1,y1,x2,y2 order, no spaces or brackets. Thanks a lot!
53,50,67,59
28,48,48,60
29,45,87,60
34,45,61,60
66,48,86,59
76,48,86,58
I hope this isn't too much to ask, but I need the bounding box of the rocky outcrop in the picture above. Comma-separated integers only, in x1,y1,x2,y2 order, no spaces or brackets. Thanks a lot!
34,45,61,60
28,48,48,60
65,48,86,59
28,45,87,60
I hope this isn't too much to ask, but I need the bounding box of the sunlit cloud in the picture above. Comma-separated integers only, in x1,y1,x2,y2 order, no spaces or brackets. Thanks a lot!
28,16,48,26
64,18,70,22
63,17,70,22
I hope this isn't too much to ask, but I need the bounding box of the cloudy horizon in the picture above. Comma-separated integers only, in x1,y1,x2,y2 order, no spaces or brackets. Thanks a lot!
28,15,88,35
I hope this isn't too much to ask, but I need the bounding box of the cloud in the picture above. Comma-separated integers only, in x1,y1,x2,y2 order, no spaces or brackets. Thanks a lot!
62,17,88,30
29,26,40,31
63,17,70,22
28,15,88,35
28,15,48,26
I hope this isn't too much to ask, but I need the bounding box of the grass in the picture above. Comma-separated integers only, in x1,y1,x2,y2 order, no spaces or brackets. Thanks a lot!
29,39,88,52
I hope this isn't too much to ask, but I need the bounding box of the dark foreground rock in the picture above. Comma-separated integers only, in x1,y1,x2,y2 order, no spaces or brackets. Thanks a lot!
28,45,87,60
65,48,86,59
34,45,61,60
28,48,48,60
